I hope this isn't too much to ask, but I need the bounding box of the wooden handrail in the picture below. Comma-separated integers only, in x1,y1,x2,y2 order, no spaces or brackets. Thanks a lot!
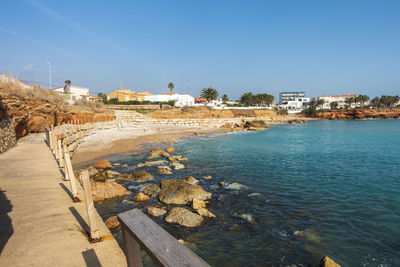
118,208,210,267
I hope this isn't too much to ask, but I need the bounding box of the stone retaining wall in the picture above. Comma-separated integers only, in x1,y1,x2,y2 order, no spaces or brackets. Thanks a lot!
0,117,17,154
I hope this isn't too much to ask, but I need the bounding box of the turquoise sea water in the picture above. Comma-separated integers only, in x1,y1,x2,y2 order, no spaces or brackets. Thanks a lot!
95,120,400,266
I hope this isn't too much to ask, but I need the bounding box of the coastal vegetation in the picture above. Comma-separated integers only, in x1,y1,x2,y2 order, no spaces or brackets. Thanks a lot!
168,82,174,93
239,92,274,107
200,87,219,101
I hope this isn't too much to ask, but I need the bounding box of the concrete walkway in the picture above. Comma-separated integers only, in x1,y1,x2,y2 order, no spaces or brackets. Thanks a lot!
0,134,126,267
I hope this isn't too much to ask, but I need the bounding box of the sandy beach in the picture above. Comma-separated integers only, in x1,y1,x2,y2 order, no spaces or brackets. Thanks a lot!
71,123,230,165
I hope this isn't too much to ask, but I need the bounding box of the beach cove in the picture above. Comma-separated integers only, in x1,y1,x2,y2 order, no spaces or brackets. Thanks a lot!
74,119,400,266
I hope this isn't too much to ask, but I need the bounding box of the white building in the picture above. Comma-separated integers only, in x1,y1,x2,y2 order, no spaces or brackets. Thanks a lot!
318,94,357,109
145,93,195,107
52,86,90,104
280,97,310,113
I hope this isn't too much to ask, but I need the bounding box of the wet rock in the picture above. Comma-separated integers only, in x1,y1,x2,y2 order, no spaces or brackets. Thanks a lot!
170,161,185,170
244,120,267,131
165,207,204,227
248,193,263,199
147,206,167,217
87,166,99,177
92,159,112,169
168,155,189,162
116,174,132,181
148,148,169,159
192,199,207,210
203,175,212,180
140,184,161,197
197,207,216,218
106,170,120,177
210,185,220,190
132,171,154,182
183,176,198,184
166,146,175,153
134,192,150,202
157,166,173,175
113,163,121,166
219,181,225,187
319,256,341,267
122,164,128,167
91,182,130,201
159,179,211,205
137,160,166,168
105,216,120,229
178,239,185,245
294,229,321,242
225,182,248,190
234,213,256,224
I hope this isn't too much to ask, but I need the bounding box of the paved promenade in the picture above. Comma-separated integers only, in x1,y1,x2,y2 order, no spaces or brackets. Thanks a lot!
0,134,126,267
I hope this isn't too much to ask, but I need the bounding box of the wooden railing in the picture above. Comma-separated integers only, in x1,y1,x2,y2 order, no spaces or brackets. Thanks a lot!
118,209,210,267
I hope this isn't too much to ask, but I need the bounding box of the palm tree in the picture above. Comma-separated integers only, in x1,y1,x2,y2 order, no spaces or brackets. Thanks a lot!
330,101,338,110
168,82,174,93
317,99,325,109
200,87,219,102
221,94,229,104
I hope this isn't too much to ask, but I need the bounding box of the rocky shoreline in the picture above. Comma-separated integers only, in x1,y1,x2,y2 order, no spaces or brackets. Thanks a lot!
305,108,400,120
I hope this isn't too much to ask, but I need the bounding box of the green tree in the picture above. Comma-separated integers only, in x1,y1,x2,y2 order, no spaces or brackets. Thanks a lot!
221,94,229,104
330,101,338,110
168,82,174,93
64,80,71,93
97,93,107,102
200,87,219,101
317,99,325,109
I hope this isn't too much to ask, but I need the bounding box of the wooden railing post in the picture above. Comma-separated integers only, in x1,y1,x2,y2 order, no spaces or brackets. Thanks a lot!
62,144,70,181
57,139,64,168
121,225,143,267
54,135,59,160
80,170,101,243
64,148,79,202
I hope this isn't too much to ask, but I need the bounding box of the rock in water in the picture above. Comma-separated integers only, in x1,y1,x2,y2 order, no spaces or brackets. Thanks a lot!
234,213,256,224
137,160,166,168
148,148,169,158
87,166,99,177
225,182,248,190
157,166,173,175
165,207,204,227
147,206,167,217
319,256,341,267
116,174,132,181
203,175,212,180
244,120,267,131
183,176,198,184
105,216,120,229
140,184,161,197
91,182,130,201
192,199,207,210
131,171,154,182
92,159,112,169
159,179,211,205
197,207,216,218
294,229,321,242
168,155,189,162
166,146,175,153
170,161,185,170
134,192,150,202
113,163,121,166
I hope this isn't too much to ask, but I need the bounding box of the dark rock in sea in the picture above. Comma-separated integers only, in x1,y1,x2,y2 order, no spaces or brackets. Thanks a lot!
92,159,112,169
248,193,263,199
166,146,175,153
133,192,150,202
137,159,166,167
157,166,173,175
116,174,132,181
131,170,154,182
244,120,267,131
140,183,161,197
319,256,341,267
147,206,167,217
165,207,204,227
170,160,185,170
183,176,198,184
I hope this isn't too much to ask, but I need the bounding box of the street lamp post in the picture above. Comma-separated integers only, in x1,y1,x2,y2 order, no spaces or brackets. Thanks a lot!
47,61,52,90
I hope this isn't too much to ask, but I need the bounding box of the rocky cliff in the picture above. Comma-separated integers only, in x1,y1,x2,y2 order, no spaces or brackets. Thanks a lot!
309,109,400,120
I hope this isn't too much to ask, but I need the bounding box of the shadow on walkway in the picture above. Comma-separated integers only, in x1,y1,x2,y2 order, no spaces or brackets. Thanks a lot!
0,189,13,254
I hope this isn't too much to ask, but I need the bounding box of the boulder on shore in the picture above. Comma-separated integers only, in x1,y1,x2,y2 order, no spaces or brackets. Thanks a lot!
192,199,207,210
134,192,150,202
132,171,154,182
92,159,112,169
157,166,173,175
170,161,185,170
148,148,169,159
140,184,161,197
116,174,132,181
165,207,204,227
319,256,341,267
105,216,120,229
166,146,175,153
158,179,211,205
244,120,267,131
91,182,130,201
147,206,167,217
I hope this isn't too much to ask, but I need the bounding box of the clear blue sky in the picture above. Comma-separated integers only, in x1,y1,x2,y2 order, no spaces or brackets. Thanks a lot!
1,0,399,100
